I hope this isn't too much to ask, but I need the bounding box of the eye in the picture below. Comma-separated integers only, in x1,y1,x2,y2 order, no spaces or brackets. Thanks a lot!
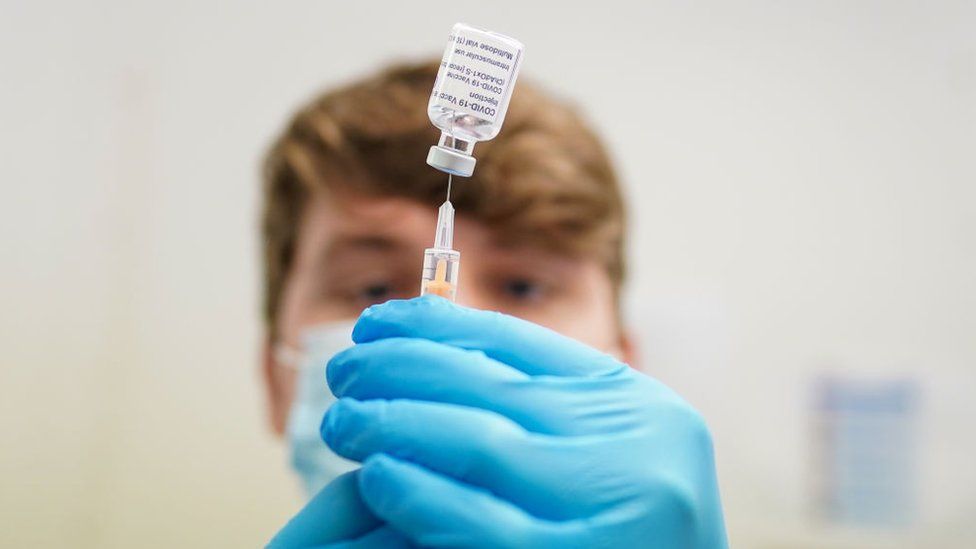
358,282,394,303
501,277,544,301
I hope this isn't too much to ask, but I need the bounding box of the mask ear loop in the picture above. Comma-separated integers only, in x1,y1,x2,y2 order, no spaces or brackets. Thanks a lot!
273,344,305,371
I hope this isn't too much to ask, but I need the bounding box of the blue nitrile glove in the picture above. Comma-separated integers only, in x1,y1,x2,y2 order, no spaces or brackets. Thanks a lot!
267,470,411,548
323,296,728,548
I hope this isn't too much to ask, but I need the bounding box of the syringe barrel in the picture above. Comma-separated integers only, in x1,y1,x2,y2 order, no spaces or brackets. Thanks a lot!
421,247,460,302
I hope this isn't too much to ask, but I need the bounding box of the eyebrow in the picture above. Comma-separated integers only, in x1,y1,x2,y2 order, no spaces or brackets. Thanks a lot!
316,234,415,272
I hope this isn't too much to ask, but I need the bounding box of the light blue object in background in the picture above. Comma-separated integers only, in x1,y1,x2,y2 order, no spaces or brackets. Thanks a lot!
813,376,920,528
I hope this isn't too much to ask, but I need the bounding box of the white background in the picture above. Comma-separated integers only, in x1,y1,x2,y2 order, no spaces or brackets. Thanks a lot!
1,1,973,547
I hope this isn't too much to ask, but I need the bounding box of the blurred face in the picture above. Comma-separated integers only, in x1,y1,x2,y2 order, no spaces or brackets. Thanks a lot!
263,190,631,434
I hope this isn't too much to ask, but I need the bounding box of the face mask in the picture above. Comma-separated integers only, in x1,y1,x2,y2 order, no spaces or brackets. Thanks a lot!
280,320,359,497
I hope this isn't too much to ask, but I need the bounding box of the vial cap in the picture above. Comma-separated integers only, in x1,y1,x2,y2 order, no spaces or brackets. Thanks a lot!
427,145,476,177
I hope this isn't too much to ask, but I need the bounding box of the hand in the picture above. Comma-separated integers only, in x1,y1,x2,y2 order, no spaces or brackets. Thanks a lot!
266,470,410,548
323,296,728,548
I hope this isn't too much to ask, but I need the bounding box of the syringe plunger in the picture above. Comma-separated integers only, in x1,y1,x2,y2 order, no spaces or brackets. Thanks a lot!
421,248,459,301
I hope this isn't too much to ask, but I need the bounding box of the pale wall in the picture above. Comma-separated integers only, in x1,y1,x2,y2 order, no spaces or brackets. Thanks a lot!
1,1,973,547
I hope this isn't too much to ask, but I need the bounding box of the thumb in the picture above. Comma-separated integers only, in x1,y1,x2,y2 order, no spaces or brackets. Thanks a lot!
268,470,381,548
357,454,552,549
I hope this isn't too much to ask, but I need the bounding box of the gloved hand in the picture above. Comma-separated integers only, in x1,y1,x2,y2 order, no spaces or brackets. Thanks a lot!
322,296,728,548
266,470,410,548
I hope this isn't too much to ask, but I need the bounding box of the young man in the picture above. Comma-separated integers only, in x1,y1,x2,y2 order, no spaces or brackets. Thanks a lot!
261,61,726,547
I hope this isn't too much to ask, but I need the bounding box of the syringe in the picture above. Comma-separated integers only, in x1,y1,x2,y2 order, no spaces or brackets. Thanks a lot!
420,175,460,301
421,24,523,301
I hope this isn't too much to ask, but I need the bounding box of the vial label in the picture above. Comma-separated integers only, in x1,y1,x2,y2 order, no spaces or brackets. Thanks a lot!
431,24,523,126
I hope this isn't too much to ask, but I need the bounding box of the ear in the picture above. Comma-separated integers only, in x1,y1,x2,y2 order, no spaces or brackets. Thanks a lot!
261,338,288,437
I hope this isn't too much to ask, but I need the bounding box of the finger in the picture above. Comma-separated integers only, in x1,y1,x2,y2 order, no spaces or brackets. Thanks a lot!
352,296,625,377
322,526,411,549
324,399,610,519
327,336,527,398
322,398,578,517
327,338,595,435
358,454,555,549
267,470,381,548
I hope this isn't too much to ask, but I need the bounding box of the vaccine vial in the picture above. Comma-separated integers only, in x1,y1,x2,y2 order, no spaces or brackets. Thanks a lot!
426,22,524,177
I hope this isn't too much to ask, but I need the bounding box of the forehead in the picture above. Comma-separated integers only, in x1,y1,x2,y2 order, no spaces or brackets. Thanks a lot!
297,191,491,258
305,192,433,240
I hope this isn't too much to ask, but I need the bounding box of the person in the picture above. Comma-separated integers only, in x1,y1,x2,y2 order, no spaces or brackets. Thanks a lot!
259,60,727,547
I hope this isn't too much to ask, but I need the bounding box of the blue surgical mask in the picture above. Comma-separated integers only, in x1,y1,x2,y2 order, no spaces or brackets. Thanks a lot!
279,321,359,497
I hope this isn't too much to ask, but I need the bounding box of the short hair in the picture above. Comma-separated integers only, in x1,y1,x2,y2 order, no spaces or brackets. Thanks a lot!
261,60,626,332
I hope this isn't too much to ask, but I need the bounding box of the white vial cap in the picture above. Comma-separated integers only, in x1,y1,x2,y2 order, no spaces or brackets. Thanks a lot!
427,145,476,177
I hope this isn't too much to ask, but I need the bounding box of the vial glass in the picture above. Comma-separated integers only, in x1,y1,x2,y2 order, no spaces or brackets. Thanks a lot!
426,23,524,176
